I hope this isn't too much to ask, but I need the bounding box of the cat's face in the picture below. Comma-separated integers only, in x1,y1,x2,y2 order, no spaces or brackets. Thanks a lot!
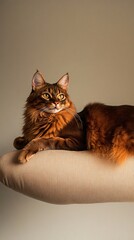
27,71,71,114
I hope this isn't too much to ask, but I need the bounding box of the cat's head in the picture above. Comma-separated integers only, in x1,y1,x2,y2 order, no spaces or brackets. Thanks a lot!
27,70,72,114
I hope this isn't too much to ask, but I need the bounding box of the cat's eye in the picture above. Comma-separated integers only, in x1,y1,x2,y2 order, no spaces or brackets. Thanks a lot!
57,93,66,101
42,92,51,100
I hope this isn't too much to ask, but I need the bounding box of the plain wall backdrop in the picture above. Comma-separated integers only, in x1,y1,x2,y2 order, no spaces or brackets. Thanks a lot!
0,0,134,240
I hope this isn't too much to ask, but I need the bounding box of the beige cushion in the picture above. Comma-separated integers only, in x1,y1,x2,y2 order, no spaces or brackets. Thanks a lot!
0,150,134,204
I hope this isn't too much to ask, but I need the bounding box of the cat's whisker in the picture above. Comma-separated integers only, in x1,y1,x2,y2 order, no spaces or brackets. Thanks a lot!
14,70,134,164
40,107,48,112
65,108,83,130
14,71,86,163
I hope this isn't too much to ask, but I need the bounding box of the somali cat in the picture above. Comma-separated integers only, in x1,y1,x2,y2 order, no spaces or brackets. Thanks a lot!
14,71,86,163
14,71,134,164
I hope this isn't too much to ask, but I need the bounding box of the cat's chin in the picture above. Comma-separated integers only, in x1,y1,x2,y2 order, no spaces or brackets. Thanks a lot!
41,107,63,114
48,108,62,114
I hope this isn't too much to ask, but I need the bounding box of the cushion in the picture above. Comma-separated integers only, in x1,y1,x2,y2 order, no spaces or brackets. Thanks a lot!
0,150,134,204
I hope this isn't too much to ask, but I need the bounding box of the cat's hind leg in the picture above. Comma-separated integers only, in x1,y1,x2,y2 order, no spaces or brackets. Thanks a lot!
111,127,134,163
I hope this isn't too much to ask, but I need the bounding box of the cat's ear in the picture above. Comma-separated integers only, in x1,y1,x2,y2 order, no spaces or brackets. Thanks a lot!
32,70,46,90
57,73,69,90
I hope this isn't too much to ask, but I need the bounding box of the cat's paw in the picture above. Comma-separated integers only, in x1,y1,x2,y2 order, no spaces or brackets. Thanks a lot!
18,149,35,163
18,140,39,163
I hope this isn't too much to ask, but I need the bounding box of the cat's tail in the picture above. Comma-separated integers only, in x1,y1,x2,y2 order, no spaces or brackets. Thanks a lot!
110,127,134,164
14,136,27,150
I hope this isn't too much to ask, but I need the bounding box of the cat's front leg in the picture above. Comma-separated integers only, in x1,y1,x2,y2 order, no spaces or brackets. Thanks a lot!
18,138,47,163
18,137,84,163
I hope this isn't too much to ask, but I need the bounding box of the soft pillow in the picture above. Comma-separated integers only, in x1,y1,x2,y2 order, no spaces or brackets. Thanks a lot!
0,150,134,204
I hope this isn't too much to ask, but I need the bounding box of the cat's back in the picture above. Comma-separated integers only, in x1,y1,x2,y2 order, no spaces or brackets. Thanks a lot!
83,102,134,117
80,103,134,130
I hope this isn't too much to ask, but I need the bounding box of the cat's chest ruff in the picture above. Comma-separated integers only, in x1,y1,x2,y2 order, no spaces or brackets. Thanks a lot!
37,111,74,138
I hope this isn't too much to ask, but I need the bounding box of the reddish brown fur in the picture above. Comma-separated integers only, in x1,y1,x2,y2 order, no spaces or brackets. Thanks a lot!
14,72,134,164
14,72,85,163
80,103,134,163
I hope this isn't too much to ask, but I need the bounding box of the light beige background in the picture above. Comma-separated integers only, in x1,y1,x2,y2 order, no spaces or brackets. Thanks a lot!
0,1,134,240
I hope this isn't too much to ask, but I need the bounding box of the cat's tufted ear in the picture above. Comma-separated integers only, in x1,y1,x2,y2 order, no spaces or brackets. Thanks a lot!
32,70,46,90
57,73,69,90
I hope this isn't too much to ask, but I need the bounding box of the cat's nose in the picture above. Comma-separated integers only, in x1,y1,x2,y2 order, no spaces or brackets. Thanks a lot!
54,102,60,109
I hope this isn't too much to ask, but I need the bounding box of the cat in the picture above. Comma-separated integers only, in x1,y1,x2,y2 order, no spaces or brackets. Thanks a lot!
14,71,86,163
14,70,134,164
